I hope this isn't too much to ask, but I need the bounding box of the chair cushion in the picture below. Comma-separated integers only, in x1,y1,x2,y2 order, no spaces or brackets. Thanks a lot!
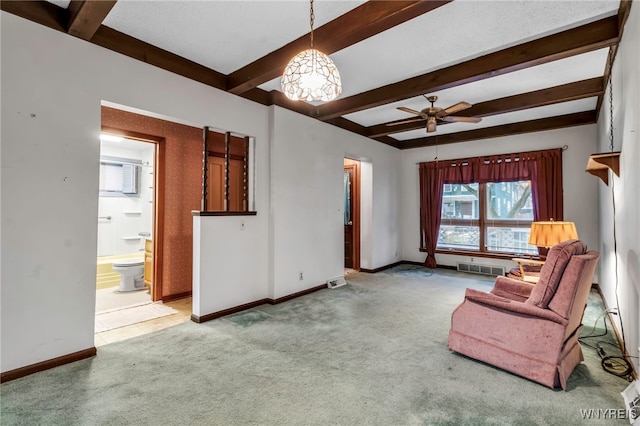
526,239,587,308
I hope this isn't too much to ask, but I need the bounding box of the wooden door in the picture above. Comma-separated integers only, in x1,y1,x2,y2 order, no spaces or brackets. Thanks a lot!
207,156,243,211
344,166,355,269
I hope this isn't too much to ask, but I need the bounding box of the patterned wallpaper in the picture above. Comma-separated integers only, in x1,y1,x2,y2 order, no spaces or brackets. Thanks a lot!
101,106,202,299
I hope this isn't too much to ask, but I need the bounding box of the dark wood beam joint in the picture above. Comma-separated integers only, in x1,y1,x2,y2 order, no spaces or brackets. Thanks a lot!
67,0,117,41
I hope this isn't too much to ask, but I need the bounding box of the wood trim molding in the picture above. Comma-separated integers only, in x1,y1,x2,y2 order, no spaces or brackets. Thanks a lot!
101,125,165,302
162,291,192,303
315,16,619,120
100,126,164,143
360,261,404,273
591,283,638,379
191,284,327,324
226,0,451,94
270,284,327,305
1,347,96,383
191,298,271,323
191,211,257,216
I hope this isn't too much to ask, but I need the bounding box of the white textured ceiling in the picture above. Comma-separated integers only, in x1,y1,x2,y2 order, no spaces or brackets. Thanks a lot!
42,0,621,144
103,0,366,74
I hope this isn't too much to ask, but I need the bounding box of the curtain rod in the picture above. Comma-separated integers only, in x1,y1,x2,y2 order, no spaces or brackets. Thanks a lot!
415,145,568,165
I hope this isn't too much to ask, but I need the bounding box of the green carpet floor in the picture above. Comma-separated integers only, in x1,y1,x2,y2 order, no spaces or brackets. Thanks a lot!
0,266,631,425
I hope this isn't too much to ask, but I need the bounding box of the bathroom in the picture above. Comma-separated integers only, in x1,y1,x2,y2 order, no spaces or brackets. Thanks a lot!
96,133,155,315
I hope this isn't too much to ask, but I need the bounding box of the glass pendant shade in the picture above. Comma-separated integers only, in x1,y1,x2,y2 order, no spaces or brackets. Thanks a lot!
281,48,342,102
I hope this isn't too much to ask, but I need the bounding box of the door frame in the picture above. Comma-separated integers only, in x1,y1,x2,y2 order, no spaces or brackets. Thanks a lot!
344,159,361,271
101,126,165,302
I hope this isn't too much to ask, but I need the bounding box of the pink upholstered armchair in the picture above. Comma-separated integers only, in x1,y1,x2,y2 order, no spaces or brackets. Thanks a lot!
448,240,599,390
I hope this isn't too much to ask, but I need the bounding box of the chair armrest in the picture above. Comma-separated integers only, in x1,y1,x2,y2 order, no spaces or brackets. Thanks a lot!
491,276,534,301
465,288,567,325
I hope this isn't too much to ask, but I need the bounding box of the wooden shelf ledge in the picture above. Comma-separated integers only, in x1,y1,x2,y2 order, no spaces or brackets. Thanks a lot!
586,152,620,185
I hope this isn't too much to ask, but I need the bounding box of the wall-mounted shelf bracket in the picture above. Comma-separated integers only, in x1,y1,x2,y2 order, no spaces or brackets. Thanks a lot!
586,152,620,185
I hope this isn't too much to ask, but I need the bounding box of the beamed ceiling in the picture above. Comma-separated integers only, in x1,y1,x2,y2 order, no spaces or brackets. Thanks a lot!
2,0,633,149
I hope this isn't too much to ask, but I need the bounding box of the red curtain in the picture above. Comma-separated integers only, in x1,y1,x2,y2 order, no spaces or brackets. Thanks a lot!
418,148,563,265
419,164,443,268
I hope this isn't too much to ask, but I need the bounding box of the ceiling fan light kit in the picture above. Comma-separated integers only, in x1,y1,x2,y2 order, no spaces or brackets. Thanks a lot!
391,95,482,133
281,0,342,102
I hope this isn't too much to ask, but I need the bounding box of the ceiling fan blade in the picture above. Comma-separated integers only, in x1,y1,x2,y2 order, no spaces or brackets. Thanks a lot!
426,120,437,133
397,106,424,116
439,101,472,116
441,116,482,123
386,117,426,126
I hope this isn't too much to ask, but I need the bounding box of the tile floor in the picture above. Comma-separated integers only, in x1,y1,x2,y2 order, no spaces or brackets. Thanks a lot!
94,296,192,347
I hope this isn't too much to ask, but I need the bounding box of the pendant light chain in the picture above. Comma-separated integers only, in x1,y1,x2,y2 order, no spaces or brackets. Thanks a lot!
280,0,342,102
608,50,615,152
309,0,315,48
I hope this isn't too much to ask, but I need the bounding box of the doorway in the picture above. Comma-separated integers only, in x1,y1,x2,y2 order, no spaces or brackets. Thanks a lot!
95,127,168,340
344,158,361,272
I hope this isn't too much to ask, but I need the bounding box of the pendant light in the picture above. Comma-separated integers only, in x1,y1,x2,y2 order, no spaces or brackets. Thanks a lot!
281,0,342,102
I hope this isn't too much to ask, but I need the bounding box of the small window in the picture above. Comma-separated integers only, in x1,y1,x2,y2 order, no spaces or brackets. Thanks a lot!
99,157,140,197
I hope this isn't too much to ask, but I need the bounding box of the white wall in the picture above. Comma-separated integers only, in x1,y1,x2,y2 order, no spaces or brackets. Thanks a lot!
596,4,640,371
399,125,600,273
269,107,400,298
0,12,270,373
0,12,402,372
193,216,265,317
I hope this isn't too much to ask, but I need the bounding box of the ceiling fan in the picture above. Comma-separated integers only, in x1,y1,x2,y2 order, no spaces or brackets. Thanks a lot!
388,95,482,133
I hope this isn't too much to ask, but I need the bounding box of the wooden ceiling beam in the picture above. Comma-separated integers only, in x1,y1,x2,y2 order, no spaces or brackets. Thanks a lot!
67,1,117,41
90,26,228,90
0,1,68,32
226,1,451,95
398,111,597,150
2,1,228,90
367,77,605,137
316,16,620,121
596,0,633,120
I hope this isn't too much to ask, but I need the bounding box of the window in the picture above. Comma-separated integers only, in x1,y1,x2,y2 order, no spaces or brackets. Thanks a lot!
437,180,537,255
419,148,563,267
99,157,141,197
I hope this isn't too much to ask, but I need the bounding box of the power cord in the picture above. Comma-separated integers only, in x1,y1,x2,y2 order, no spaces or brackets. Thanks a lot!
580,308,637,381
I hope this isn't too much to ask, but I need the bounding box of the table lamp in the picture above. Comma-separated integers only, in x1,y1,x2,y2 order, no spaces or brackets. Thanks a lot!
528,220,579,253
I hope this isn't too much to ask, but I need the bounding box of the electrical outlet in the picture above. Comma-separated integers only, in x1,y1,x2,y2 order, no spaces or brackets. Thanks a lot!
240,221,245,230
299,271,303,281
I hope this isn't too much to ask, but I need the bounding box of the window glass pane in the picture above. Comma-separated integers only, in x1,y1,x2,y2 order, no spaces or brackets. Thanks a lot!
437,225,479,250
486,181,533,220
486,226,537,254
441,183,479,219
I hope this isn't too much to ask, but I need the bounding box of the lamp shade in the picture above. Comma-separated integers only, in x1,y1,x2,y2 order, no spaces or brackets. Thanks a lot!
528,221,578,248
281,48,342,102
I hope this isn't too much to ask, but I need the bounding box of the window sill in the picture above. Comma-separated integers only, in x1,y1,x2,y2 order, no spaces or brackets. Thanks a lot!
420,248,531,261
192,211,257,216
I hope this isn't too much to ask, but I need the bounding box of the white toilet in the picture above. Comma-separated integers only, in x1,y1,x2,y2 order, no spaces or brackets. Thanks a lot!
112,258,145,292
